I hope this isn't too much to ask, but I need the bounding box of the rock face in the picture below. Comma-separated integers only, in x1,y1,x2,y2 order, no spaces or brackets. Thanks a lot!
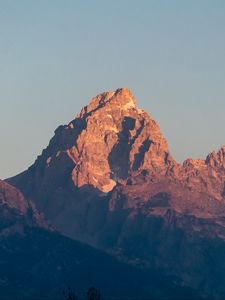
7,88,225,298
10,88,174,193
179,146,225,201
0,180,47,235
71,88,174,192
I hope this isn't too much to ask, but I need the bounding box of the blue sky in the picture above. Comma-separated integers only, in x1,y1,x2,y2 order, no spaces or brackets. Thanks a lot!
1,0,225,178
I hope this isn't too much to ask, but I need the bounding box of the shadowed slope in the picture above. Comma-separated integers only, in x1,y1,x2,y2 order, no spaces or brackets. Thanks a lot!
0,181,202,300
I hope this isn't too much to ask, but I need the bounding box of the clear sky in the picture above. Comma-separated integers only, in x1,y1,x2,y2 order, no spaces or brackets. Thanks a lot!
1,0,225,179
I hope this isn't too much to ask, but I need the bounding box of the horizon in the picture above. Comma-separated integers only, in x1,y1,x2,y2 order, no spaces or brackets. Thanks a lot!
1,0,225,178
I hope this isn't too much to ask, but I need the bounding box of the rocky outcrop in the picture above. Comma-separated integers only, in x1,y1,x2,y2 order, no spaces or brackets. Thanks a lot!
179,146,225,201
0,180,47,236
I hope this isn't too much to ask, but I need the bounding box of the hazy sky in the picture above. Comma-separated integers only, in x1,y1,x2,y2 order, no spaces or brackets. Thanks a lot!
1,0,225,179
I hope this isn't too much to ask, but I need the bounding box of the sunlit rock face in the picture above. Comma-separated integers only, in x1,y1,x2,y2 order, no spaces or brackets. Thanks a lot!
8,87,176,195
7,88,225,299
68,87,175,192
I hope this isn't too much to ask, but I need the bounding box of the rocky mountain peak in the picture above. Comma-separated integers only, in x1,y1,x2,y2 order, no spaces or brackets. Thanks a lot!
69,88,174,192
78,88,137,119
9,88,175,196
7,88,225,298
6,89,225,300
205,146,225,169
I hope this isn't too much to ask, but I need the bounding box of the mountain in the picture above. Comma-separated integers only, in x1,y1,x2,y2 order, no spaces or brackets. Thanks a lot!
8,88,225,298
1,180,200,299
